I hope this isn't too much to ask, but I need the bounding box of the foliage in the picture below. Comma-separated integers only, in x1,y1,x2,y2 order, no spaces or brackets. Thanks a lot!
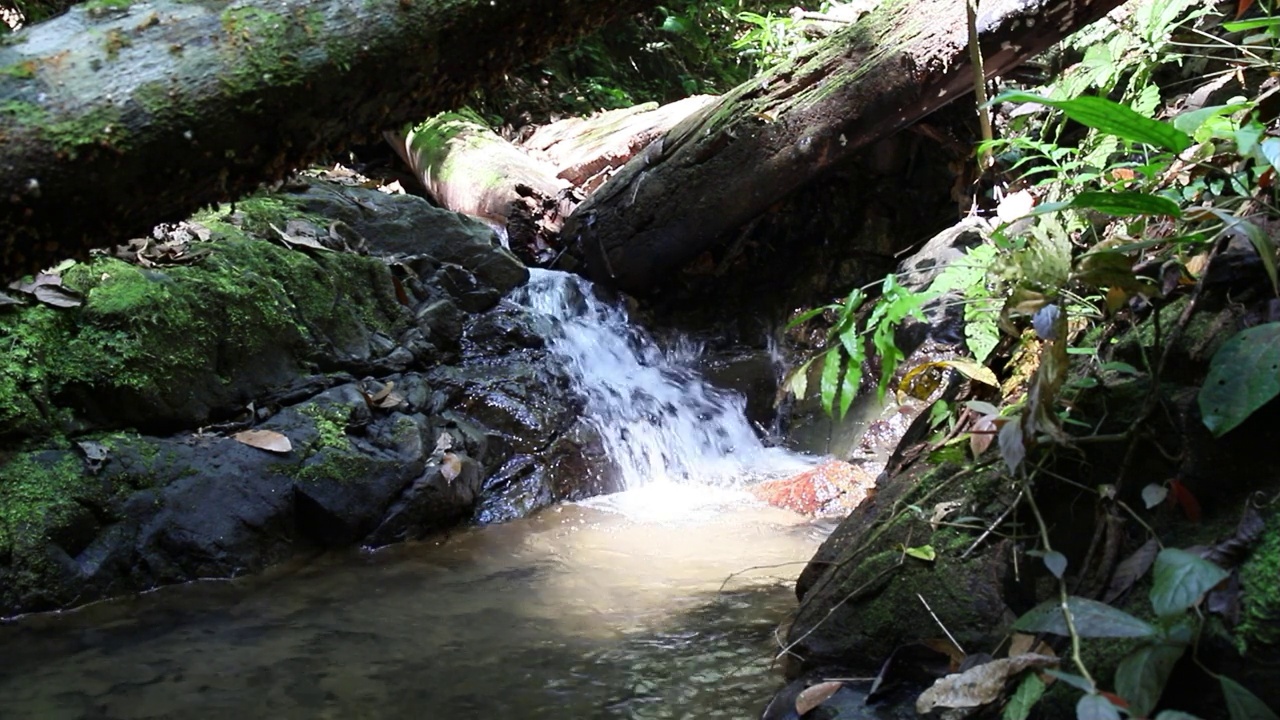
782,274,931,419
473,0,815,124
1007,547,1274,720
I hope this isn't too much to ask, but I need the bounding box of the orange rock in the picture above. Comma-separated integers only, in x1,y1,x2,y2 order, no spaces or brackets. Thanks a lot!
750,460,877,516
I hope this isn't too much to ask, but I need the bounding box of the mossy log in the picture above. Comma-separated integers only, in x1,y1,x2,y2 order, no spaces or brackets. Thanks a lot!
562,0,1127,292
0,0,658,278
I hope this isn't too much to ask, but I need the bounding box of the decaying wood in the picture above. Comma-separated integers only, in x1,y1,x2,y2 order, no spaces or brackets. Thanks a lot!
392,113,570,227
393,96,717,264
522,94,718,192
562,0,1128,292
0,0,659,277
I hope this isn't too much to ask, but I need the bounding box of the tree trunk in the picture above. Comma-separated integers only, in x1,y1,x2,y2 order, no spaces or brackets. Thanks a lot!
0,0,658,277
561,0,1127,293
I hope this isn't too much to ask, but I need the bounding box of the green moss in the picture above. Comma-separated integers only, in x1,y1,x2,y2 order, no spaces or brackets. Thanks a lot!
0,224,404,442
103,27,131,59
83,0,132,13
0,61,35,79
300,403,353,452
0,453,91,555
43,105,127,157
1236,511,1280,653
0,99,48,125
218,5,320,94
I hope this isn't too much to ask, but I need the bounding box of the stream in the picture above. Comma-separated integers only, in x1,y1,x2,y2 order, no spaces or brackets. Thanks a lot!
0,270,828,719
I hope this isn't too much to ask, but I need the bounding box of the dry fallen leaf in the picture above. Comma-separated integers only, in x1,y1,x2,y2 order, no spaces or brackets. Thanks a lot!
1007,633,1056,659
795,681,844,716
930,500,964,531
232,429,293,454
440,452,462,480
915,653,1058,713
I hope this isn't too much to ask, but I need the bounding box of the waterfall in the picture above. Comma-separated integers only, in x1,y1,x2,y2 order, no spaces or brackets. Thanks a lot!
512,269,810,489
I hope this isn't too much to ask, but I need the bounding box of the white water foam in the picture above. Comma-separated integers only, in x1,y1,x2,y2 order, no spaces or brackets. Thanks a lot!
512,269,812,491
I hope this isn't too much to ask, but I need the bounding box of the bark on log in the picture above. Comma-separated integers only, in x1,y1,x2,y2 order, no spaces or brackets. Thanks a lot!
562,0,1128,292
0,0,658,277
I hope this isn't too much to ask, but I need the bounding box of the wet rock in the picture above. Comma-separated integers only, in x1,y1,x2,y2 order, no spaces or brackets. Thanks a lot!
893,217,990,354
463,302,546,356
291,179,528,293
366,453,484,546
433,263,504,313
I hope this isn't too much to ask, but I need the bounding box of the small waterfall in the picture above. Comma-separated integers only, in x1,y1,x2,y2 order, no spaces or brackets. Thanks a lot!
512,269,810,489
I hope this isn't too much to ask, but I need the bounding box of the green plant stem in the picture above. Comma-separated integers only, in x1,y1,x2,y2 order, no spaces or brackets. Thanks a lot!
1023,475,1097,688
966,0,993,166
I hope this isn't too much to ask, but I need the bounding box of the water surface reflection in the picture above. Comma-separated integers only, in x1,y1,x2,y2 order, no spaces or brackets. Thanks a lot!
0,486,825,719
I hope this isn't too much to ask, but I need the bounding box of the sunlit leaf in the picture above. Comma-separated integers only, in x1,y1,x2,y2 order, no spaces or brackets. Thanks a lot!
1116,643,1185,718
1069,191,1182,217
1150,548,1229,617
1220,675,1279,720
905,544,936,561
1198,322,1280,436
232,429,293,454
784,358,814,401
820,349,841,417
1013,597,1156,638
993,93,1192,152
795,681,843,715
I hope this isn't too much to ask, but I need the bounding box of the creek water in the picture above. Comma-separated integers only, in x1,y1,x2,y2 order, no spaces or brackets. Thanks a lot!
0,270,827,719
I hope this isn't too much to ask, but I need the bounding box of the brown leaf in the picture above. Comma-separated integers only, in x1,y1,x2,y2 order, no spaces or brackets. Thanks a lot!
232,429,293,453
33,283,83,307
1204,505,1266,569
1104,538,1159,603
970,413,997,457
440,452,462,480
795,681,843,715
1007,633,1056,659
269,222,331,252
915,654,1058,713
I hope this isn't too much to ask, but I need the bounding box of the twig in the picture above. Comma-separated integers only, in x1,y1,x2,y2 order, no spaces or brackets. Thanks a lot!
1023,475,1096,688
917,592,966,655
961,488,1023,559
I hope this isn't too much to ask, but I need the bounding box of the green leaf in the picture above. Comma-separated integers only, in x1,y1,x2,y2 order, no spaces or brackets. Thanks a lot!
1003,673,1046,720
1235,219,1279,296
904,544,936,561
1043,551,1068,579
994,92,1192,152
820,349,841,417
1173,103,1252,138
1220,676,1280,720
1198,322,1280,437
1115,644,1185,718
1076,693,1122,720
785,305,831,330
1223,17,1280,32
1046,670,1096,693
660,14,693,34
1014,597,1157,638
1154,712,1204,720
1150,548,1229,617
1068,191,1182,217
784,358,813,400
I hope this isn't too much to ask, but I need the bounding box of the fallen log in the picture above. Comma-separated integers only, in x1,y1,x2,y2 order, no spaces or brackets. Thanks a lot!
0,0,659,277
561,0,1128,292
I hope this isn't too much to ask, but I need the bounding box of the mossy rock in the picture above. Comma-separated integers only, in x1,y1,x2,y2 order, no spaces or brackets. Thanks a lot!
0,232,407,438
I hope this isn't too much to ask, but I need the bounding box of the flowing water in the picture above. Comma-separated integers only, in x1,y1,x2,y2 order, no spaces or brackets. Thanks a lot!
0,270,826,719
